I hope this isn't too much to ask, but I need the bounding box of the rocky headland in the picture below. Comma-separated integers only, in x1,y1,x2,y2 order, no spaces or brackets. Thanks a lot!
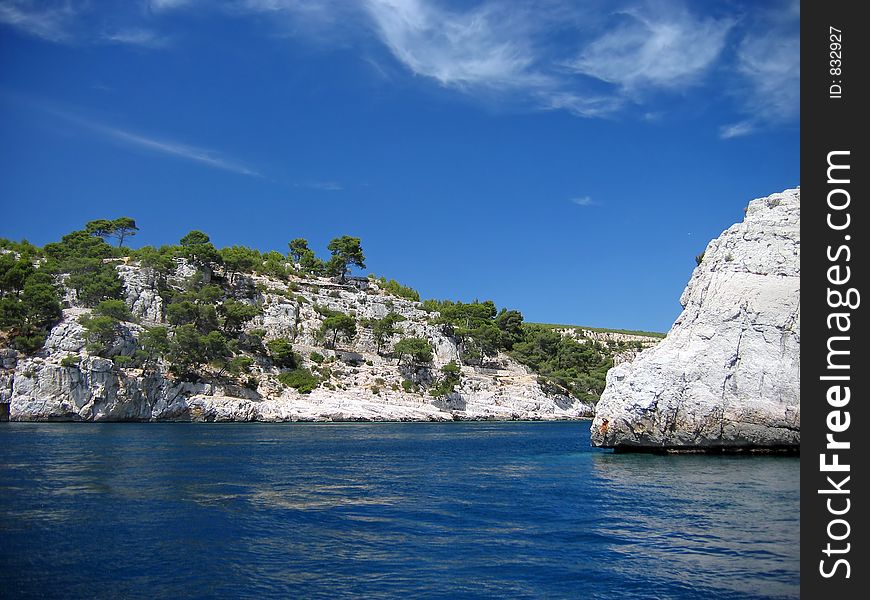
1,253,597,422
591,188,800,452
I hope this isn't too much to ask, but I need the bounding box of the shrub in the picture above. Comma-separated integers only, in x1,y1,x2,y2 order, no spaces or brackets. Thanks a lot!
267,338,298,368
11,330,47,354
372,275,420,301
112,355,132,368
277,368,320,394
430,360,461,397
309,352,325,364
227,355,255,377
61,354,81,368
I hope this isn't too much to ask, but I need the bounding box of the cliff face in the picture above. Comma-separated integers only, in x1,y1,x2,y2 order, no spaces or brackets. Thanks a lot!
591,188,800,451
1,264,593,422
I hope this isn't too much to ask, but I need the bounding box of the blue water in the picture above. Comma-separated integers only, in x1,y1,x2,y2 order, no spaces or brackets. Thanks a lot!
0,422,798,599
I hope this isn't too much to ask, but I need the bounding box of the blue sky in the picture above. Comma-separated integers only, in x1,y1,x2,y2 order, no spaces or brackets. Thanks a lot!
0,0,799,332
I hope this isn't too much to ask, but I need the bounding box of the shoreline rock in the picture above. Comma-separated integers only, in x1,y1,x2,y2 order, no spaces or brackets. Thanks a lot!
591,188,800,452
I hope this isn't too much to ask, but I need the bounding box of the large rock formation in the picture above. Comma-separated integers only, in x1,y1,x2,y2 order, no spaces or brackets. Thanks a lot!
591,188,800,451
1,261,593,422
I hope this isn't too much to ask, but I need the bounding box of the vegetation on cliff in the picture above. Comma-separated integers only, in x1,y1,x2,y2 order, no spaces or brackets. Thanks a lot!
1,218,656,403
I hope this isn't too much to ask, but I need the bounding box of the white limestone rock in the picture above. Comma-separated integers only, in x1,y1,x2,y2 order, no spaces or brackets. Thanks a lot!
591,188,800,451
118,264,164,323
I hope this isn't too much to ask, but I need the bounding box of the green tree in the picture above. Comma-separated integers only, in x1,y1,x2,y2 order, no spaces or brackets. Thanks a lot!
168,324,205,373
85,219,114,241
430,360,461,397
0,254,35,296
179,230,222,270
326,236,365,281
300,251,326,276
494,309,524,350
320,313,357,348
67,265,124,307
21,279,62,328
86,218,139,247
226,355,255,378
137,326,170,369
219,299,261,332
220,246,260,280
394,337,434,367
110,217,138,247
203,330,232,374
0,297,25,328
166,301,199,327
266,338,299,368
78,314,123,356
370,311,405,354
288,238,311,264
93,299,133,322
261,251,289,280
132,245,177,274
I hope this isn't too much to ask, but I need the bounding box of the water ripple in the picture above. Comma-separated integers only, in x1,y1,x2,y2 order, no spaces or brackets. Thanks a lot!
0,422,798,599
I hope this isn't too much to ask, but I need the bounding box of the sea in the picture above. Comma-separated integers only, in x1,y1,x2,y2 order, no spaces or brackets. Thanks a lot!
0,421,799,599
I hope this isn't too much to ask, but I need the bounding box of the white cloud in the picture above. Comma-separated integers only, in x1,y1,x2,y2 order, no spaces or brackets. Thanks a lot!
296,181,343,191
102,28,169,48
735,32,799,123
0,0,76,42
719,121,754,140
2,0,800,132
362,0,541,90
47,110,261,176
569,6,732,92
147,0,195,11
101,127,261,176
571,196,594,206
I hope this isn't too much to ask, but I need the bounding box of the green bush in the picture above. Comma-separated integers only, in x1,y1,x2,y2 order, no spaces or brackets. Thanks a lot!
267,338,298,368
112,355,132,368
277,368,320,394
61,354,81,368
309,352,325,364
371,275,420,301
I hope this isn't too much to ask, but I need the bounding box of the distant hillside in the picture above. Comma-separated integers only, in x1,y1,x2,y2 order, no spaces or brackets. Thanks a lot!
531,323,666,339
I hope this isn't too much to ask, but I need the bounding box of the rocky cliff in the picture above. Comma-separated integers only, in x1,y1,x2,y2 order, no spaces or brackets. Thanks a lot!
591,188,800,451
1,263,593,422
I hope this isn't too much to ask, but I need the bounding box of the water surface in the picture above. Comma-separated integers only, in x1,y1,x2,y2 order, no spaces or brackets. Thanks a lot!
0,422,799,599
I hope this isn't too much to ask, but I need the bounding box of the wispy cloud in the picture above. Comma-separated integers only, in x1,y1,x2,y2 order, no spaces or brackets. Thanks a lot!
47,109,261,176
147,0,196,11
0,0,76,42
735,32,799,123
2,0,800,134
720,0,799,137
571,196,595,207
0,0,169,47
719,121,754,140
363,0,540,90
568,6,733,93
101,28,169,48
295,181,343,191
